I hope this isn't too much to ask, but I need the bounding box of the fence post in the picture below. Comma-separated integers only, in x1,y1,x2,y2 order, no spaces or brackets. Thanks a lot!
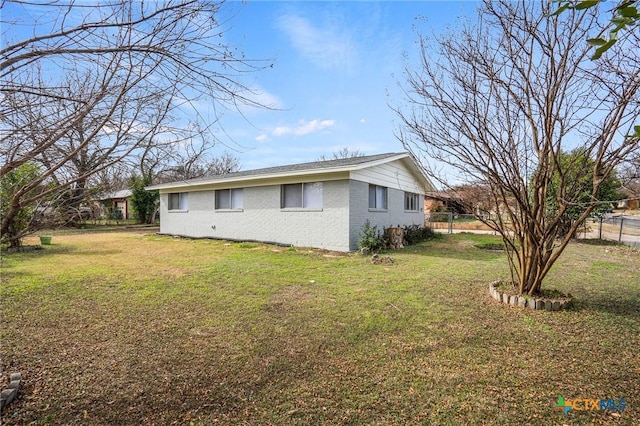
599,216,603,240
618,217,624,244
448,212,453,234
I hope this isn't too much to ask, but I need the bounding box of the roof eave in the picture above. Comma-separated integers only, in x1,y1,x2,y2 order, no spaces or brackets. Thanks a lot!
145,168,353,191
145,154,413,191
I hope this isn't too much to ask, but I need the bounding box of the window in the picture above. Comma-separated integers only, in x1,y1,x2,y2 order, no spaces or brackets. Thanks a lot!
282,183,323,208
405,192,420,211
168,192,188,211
369,184,387,210
215,189,243,210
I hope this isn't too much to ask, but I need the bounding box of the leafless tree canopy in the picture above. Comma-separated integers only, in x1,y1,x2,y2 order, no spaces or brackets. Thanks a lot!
317,147,365,161
154,150,241,183
397,0,640,294
0,0,269,245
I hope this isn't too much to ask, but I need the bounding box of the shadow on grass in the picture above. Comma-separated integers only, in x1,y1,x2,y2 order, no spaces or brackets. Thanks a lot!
574,292,640,318
574,238,626,247
1,244,73,258
2,244,125,259
401,239,505,261
29,224,159,237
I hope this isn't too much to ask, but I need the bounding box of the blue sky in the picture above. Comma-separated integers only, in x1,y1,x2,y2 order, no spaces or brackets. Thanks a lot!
218,1,479,170
2,0,479,172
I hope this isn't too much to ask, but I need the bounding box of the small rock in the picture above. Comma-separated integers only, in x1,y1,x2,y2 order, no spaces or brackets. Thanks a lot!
1,388,17,407
371,254,394,264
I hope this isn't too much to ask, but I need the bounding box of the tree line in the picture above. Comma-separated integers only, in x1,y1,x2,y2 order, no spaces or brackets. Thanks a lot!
1,0,268,247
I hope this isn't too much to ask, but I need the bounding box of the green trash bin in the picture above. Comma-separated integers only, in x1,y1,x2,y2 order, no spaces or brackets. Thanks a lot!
39,236,52,245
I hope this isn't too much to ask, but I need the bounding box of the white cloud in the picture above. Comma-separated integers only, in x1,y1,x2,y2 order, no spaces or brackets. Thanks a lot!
255,119,336,142
272,119,336,137
276,13,355,71
245,84,283,110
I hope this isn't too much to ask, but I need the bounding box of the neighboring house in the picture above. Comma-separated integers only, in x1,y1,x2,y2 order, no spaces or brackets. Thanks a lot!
145,152,434,252
616,186,640,210
425,185,512,217
96,189,133,220
424,191,468,214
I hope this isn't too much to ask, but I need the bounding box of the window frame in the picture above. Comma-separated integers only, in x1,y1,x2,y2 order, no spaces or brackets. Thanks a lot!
168,192,188,211
215,188,244,211
368,184,388,210
404,192,421,212
281,182,323,210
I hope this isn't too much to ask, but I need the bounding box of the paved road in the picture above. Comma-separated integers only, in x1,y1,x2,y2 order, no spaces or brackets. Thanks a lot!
581,214,640,248
603,214,640,230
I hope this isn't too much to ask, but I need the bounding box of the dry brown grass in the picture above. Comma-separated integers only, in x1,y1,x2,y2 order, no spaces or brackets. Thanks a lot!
1,230,638,425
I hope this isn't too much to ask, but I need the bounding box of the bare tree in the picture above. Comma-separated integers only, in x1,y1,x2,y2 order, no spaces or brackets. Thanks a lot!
1,0,269,246
317,147,365,161
141,130,242,182
397,0,640,295
204,152,241,176
155,150,241,182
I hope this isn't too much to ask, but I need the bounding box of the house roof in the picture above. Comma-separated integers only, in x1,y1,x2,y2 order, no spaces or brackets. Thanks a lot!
425,191,462,201
146,152,433,191
96,189,132,200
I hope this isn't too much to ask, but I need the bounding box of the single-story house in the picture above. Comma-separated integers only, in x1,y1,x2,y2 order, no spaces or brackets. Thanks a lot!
96,189,133,220
145,152,435,252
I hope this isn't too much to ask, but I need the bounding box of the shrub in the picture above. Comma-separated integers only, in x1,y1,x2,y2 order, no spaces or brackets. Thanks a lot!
129,174,158,224
358,220,387,254
402,224,436,245
474,242,503,251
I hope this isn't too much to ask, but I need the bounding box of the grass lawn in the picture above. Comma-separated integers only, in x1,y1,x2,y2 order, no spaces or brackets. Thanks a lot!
1,230,638,425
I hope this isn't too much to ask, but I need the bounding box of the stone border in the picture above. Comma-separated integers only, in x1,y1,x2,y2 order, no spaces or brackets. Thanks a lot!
489,281,572,311
0,372,21,411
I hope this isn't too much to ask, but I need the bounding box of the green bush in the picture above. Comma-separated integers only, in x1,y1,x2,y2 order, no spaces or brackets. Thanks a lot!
474,242,503,251
358,220,387,254
402,224,436,245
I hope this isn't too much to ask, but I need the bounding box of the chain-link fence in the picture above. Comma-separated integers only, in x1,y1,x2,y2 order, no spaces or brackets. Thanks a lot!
425,212,496,233
426,212,640,248
581,215,640,248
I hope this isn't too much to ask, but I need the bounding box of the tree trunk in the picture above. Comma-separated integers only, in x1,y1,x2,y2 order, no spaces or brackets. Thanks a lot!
385,227,404,249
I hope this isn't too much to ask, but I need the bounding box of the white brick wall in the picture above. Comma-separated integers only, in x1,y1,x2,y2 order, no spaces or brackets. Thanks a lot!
159,177,425,252
159,180,352,251
348,180,425,251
